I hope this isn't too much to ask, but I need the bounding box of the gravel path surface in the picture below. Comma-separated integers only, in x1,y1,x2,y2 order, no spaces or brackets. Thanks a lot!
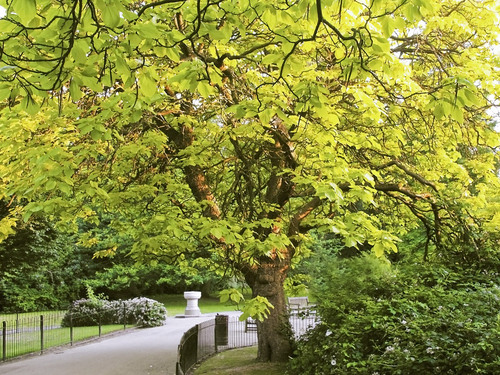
0,313,239,375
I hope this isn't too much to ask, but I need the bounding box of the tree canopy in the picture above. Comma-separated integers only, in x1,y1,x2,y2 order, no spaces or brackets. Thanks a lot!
0,0,499,361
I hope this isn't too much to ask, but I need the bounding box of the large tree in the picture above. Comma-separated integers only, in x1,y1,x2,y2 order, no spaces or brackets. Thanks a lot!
0,0,499,361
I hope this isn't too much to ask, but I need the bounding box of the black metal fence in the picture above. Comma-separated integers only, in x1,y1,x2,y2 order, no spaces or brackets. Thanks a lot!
0,310,133,361
290,307,318,339
176,310,318,375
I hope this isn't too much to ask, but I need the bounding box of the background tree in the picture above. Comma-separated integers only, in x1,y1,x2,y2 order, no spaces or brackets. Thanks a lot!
0,0,499,361
0,200,82,311
0,199,220,312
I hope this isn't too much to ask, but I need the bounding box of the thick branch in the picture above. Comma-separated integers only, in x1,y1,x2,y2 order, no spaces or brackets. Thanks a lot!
264,119,297,211
374,182,434,201
184,165,221,220
288,196,321,238
375,160,438,192
155,116,221,219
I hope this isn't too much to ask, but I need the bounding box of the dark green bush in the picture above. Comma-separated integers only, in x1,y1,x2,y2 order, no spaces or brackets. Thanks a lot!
289,255,500,374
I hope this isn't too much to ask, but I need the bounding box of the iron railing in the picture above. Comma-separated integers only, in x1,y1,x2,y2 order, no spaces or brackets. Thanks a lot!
0,309,133,361
176,309,318,375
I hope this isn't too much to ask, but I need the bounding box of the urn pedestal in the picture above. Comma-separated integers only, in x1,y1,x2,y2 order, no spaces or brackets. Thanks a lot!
183,291,202,316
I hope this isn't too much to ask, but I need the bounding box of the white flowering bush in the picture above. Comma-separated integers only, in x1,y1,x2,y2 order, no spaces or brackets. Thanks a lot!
62,297,167,327
124,297,168,327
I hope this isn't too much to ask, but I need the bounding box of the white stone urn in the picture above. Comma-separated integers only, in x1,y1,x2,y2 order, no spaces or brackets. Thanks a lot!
183,291,202,316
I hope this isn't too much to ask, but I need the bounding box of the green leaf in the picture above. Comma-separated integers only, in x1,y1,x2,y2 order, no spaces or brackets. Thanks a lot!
139,74,157,97
114,52,130,77
210,227,223,239
227,103,246,119
71,43,88,63
13,0,37,23
463,88,480,106
344,236,358,248
45,179,57,191
317,183,344,203
69,79,82,101
0,65,16,73
80,75,102,91
239,296,273,322
373,242,385,257
197,81,216,98
262,8,277,29
230,292,241,303
164,47,180,62
205,23,232,42
0,88,11,101
137,22,161,38
91,129,103,141
258,108,275,124
168,29,185,43
0,216,17,241
450,106,464,124
102,4,120,28
220,293,229,303
219,289,244,304
381,17,395,38
21,95,40,115
261,53,282,65
404,3,421,22
433,103,445,119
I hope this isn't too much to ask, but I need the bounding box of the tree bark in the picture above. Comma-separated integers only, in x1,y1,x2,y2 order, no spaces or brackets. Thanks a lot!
245,259,293,362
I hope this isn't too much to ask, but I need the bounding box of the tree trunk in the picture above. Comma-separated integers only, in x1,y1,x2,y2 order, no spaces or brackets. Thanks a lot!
246,261,293,362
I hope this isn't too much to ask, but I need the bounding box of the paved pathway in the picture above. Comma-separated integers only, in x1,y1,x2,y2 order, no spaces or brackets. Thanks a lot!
0,313,240,375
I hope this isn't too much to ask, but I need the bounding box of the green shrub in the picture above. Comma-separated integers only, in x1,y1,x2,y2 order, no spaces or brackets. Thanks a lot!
61,298,114,327
62,297,167,328
289,255,500,374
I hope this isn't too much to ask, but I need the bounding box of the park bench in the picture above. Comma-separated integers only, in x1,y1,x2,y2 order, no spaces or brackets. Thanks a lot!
245,317,257,332
245,297,315,332
288,296,315,314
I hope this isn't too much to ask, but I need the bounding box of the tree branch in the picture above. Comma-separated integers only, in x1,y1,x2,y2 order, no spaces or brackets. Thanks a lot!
374,182,434,201
137,0,186,18
288,196,321,237
375,160,438,192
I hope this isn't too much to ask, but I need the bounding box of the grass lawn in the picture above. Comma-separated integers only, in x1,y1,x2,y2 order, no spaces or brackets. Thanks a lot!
1,324,130,359
148,290,315,317
0,310,66,323
148,294,242,316
191,346,288,375
0,310,133,360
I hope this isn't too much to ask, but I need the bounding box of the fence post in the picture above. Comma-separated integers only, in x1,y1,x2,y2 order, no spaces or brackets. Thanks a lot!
70,312,73,346
40,315,44,354
2,321,6,361
123,302,126,330
98,311,102,337
215,314,229,352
